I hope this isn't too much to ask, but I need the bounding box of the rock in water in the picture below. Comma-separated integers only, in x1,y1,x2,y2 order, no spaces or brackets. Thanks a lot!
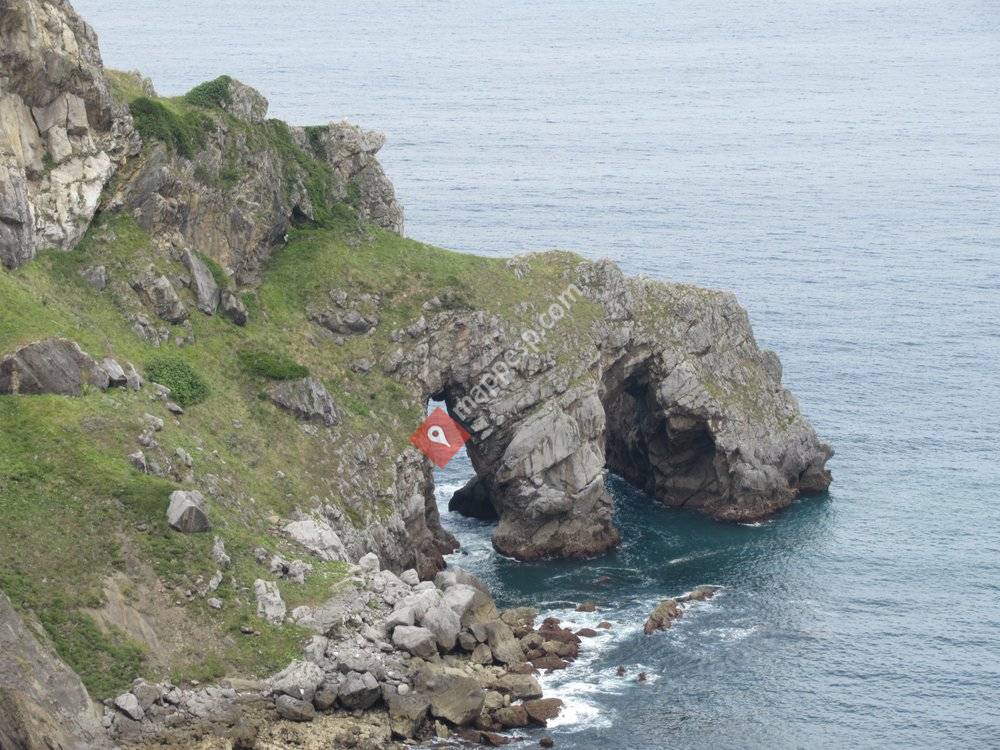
166,491,210,533
643,598,681,634
268,377,339,427
181,249,221,314
0,338,109,395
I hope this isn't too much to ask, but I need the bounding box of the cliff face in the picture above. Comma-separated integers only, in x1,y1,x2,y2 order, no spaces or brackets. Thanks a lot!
0,0,136,269
0,1,831,746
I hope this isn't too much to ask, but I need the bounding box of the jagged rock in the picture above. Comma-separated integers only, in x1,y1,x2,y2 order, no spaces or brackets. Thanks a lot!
254,579,286,624
166,490,210,532
386,606,416,630
421,603,461,651
310,308,378,336
181,249,220,314
223,78,269,123
0,0,136,270
495,704,529,729
358,552,381,574
386,689,430,739
220,289,248,325
400,569,420,586
284,517,348,561
524,698,564,726
113,692,144,721
391,626,437,659
128,451,147,473
337,671,380,710
495,673,542,701
416,666,485,727
643,598,681,634
483,620,525,665
124,362,143,390
312,682,339,711
471,643,493,665
274,695,315,722
268,377,339,427
131,267,188,323
501,607,537,637
0,338,109,395
99,357,126,386
207,597,223,610
677,585,721,603
269,660,324,703
130,679,161,711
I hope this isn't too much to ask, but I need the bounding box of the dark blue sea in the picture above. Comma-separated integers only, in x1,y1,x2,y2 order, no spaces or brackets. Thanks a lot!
77,1,1000,746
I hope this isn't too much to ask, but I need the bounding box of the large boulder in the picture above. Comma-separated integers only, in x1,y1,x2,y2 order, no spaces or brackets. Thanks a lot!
269,660,324,704
166,490,210,533
415,666,485,727
421,602,461,652
386,689,430,739
391,626,437,659
131,267,188,323
0,0,137,270
283,517,348,561
337,671,380,710
0,338,109,395
268,377,339,427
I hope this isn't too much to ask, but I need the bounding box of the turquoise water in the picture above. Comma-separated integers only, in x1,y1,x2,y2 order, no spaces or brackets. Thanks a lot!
77,1,1000,746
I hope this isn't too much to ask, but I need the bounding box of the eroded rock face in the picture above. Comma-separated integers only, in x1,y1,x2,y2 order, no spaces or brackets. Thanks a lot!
0,0,136,270
109,79,403,285
387,257,832,561
0,592,110,749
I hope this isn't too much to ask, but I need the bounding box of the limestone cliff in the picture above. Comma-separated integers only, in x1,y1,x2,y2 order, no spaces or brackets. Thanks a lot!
0,0,137,269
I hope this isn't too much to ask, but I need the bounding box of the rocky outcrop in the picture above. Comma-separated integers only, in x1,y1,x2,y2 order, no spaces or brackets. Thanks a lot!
108,76,403,284
0,592,109,749
0,0,136,270
0,337,109,395
268,377,339,427
387,258,832,561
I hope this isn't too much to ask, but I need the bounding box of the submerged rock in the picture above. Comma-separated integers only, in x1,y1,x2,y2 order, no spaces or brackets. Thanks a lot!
643,598,681,634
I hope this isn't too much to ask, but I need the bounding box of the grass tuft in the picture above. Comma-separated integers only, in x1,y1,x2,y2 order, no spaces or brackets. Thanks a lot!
237,349,309,380
183,76,233,109
146,356,210,406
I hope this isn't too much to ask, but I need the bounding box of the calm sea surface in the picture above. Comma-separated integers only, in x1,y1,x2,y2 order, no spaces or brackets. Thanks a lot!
76,1,1000,747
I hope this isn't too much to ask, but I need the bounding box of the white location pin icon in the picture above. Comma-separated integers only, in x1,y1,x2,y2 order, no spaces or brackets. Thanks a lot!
427,425,451,447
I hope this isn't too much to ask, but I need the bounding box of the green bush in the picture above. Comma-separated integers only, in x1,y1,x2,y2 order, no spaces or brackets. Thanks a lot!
129,97,210,158
183,76,233,109
146,356,209,406
237,349,309,380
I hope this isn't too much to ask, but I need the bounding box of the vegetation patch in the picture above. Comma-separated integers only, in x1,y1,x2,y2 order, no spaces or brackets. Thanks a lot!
183,76,233,109
237,349,309,380
129,97,211,158
146,356,209,406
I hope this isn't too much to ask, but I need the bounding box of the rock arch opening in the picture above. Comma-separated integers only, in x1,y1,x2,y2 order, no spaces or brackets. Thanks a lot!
601,357,722,512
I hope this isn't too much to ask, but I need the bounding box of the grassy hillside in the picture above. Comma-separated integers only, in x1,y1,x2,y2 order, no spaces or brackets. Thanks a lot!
0,196,600,698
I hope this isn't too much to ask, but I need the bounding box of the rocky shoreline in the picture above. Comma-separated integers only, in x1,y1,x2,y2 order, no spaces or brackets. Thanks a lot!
104,555,590,749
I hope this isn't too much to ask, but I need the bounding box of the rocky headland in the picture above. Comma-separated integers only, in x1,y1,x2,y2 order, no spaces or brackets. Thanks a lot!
0,1,832,747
